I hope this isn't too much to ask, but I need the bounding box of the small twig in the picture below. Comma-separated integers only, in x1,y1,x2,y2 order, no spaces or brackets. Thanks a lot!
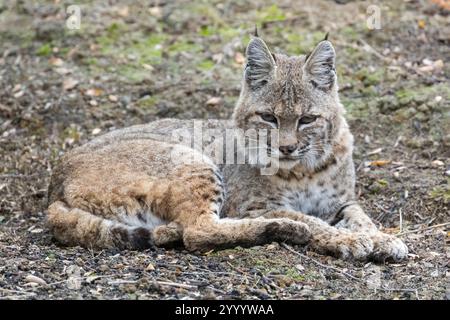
281,243,362,282
374,287,419,300
357,39,391,63
0,287,36,295
108,280,137,285
282,244,420,298
399,209,403,233
397,222,450,236
155,280,197,289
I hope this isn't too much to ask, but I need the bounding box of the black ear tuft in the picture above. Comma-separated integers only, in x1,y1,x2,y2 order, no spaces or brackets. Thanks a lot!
245,37,275,90
254,25,259,37
324,32,329,41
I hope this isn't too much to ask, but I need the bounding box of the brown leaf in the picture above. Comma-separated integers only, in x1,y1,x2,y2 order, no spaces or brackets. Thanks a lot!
63,78,79,90
25,274,47,286
368,160,391,167
85,88,104,97
50,57,64,67
108,95,118,102
234,52,245,65
206,97,221,106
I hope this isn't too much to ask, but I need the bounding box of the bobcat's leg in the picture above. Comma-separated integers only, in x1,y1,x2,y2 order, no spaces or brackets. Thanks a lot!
48,201,157,250
146,163,311,252
333,203,408,262
261,210,374,261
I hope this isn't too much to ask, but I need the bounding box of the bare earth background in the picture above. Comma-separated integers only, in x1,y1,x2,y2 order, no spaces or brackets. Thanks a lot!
0,0,449,300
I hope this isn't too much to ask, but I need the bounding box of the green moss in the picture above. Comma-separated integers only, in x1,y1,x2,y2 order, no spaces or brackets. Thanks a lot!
36,43,52,56
285,31,324,55
257,4,286,23
197,59,215,71
429,180,450,204
341,26,360,41
136,95,158,109
168,39,202,55
61,126,81,142
285,268,306,282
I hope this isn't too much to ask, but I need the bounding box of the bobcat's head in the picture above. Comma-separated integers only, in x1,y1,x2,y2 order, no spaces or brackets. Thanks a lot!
233,36,350,172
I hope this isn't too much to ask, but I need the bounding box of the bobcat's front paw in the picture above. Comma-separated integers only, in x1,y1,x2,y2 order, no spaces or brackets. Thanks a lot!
371,233,408,262
338,233,374,261
265,219,312,245
322,232,374,261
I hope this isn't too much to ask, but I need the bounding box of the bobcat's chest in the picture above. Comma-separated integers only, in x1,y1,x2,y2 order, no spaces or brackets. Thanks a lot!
280,182,342,220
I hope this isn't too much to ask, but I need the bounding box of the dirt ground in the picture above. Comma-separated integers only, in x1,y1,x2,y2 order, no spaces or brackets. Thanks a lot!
0,0,449,300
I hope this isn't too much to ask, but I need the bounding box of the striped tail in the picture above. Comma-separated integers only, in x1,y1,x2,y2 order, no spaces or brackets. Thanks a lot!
47,201,154,250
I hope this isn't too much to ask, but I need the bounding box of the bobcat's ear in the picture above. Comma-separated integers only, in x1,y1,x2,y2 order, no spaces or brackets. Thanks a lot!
303,40,336,91
245,37,276,90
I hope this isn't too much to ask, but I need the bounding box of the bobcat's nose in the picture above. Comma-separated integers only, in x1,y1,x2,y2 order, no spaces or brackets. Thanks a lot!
279,145,297,155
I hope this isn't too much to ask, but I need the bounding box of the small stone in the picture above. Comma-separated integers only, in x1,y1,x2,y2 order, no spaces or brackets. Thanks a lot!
206,97,221,106
108,95,118,102
63,78,79,90
295,264,305,272
148,6,162,18
92,128,101,135
145,263,155,271
431,160,444,167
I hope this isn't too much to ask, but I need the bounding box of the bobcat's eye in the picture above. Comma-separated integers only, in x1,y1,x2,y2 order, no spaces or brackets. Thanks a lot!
259,113,278,125
298,115,318,126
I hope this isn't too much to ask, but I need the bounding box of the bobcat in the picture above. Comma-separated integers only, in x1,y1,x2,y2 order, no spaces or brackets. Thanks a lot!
47,35,408,262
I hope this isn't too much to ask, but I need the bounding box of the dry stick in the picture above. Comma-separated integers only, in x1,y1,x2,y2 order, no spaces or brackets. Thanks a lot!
281,243,362,282
399,208,403,233
155,280,197,289
357,39,392,63
282,244,420,298
227,261,282,290
397,222,450,236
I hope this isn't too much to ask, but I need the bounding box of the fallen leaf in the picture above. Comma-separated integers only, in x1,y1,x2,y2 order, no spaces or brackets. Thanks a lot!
206,97,221,106
108,95,118,102
54,67,72,75
418,19,426,29
367,148,383,156
203,249,214,256
13,90,24,98
116,6,129,17
431,159,444,167
295,264,305,272
50,57,64,67
85,88,104,97
63,78,79,90
86,275,101,283
368,160,391,167
148,6,162,18
142,63,154,71
234,52,245,65
418,59,444,73
25,274,47,286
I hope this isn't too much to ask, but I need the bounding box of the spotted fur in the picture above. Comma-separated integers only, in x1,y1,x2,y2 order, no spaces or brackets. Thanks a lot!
47,36,407,262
